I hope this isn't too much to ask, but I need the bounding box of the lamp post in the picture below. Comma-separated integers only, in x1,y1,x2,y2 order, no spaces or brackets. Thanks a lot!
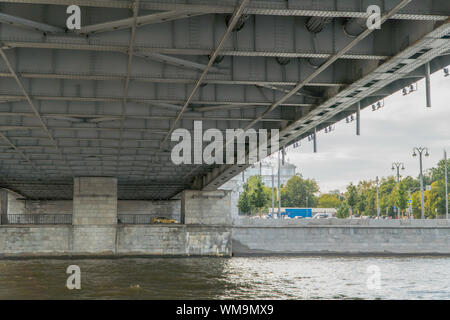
413,147,429,219
391,162,405,219
391,162,405,183
271,165,275,217
445,149,448,220
376,176,380,218
277,149,281,217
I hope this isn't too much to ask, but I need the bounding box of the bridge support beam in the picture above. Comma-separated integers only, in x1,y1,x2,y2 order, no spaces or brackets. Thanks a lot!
181,190,232,225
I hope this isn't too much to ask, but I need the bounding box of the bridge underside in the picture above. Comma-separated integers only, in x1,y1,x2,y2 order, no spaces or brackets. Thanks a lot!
0,0,449,200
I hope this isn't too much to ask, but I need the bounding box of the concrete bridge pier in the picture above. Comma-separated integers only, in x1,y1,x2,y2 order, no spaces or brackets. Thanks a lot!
179,190,233,256
0,189,7,225
73,177,117,225
0,180,234,256
72,177,118,254
71,181,233,256
181,190,232,225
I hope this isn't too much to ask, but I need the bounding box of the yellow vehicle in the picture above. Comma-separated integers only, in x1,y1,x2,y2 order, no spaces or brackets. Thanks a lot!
152,216,177,224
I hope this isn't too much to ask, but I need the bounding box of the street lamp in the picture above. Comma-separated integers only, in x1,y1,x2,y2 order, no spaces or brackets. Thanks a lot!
445,149,448,220
376,176,380,218
391,162,405,183
413,147,429,219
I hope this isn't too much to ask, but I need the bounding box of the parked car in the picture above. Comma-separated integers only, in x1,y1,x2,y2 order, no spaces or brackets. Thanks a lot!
312,213,333,219
152,216,177,224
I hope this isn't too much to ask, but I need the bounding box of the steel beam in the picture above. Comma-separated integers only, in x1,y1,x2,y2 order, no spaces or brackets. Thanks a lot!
243,0,412,130
0,1,446,21
0,12,64,33
0,49,74,175
1,41,390,61
0,112,290,122
78,10,205,34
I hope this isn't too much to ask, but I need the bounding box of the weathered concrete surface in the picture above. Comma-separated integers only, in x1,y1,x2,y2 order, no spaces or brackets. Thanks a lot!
73,177,117,225
0,225,232,257
21,200,73,215
0,226,71,255
117,225,231,256
232,218,450,228
181,190,232,225
72,226,117,254
2,214,450,257
0,189,7,224
118,200,180,220
0,192,180,220
232,218,450,255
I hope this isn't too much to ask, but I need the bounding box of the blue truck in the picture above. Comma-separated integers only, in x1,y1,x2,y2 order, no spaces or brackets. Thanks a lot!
281,208,313,219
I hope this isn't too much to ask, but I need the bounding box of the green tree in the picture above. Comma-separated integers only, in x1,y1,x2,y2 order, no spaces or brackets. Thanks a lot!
411,190,422,218
355,180,375,216
238,183,251,215
429,158,450,182
346,183,359,215
362,186,377,216
281,174,319,207
248,176,267,216
379,176,397,217
411,181,445,218
394,181,409,216
425,181,444,218
238,175,272,215
318,194,341,208
337,201,350,218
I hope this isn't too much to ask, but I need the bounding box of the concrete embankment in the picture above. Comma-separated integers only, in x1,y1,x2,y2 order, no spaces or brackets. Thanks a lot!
0,225,231,258
1,219,450,257
1,181,449,257
232,218,450,255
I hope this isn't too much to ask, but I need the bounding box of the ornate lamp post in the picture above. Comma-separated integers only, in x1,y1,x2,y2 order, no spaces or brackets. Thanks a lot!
391,162,405,183
413,147,429,219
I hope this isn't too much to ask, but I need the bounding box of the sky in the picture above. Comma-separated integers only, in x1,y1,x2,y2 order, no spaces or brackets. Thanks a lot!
267,69,450,194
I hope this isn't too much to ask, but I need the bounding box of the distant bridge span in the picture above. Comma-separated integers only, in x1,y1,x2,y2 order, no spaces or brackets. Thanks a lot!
0,0,449,200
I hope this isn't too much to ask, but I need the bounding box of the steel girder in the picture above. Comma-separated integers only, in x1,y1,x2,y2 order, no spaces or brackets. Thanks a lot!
0,0,449,199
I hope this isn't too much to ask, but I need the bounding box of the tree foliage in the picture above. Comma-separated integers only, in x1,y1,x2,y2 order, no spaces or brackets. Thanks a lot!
238,175,272,215
337,200,350,218
339,158,449,218
318,194,341,208
237,157,448,219
281,174,319,207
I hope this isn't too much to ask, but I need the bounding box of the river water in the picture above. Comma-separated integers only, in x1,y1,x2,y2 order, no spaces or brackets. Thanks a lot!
0,256,449,299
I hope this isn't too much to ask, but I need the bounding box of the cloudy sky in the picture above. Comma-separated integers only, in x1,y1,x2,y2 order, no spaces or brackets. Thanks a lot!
270,70,450,193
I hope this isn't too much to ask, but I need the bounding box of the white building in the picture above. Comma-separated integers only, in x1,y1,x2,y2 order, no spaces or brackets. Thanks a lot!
220,161,297,219
220,161,297,193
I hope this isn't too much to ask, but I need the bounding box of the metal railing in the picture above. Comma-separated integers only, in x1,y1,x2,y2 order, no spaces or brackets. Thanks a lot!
0,214,72,225
117,214,178,224
0,214,177,225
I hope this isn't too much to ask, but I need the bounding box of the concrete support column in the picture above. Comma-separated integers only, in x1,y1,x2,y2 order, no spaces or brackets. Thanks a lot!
73,177,117,225
72,177,118,255
0,189,7,225
181,190,232,225
0,189,25,224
